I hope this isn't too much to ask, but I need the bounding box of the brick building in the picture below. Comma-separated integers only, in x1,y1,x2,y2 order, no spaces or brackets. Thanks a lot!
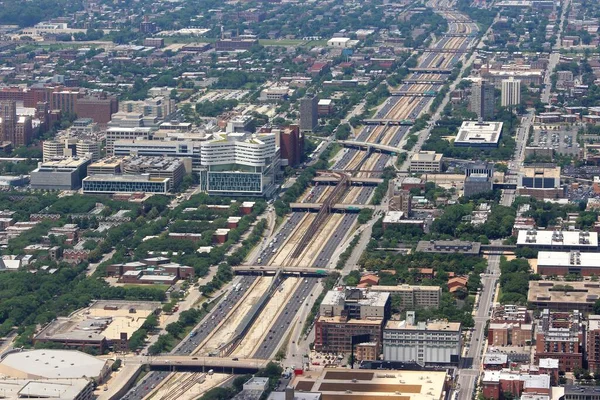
534,309,584,372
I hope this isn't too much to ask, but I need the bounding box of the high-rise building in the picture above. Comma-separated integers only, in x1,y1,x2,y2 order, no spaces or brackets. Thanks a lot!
277,125,304,167
470,80,495,120
534,309,583,372
501,77,522,108
75,94,118,126
300,95,318,132
0,101,16,143
587,315,600,373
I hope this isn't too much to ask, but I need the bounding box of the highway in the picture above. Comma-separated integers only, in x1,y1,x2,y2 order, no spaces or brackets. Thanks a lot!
122,275,257,400
252,278,318,359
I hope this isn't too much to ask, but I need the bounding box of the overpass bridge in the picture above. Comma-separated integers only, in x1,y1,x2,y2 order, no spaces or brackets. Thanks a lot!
444,33,476,37
362,119,414,126
232,266,332,276
420,48,469,53
409,67,453,74
337,140,401,154
313,176,383,186
146,356,268,374
289,202,376,212
389,91,437,97
481,244,516,254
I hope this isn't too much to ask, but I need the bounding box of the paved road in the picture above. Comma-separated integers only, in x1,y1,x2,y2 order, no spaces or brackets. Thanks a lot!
122,275,257,400
456,254,500,400
253,278,318,359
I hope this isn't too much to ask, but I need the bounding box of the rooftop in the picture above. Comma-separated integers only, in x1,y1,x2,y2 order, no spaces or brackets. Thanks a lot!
455,121,503,146
385,319,461,332
411,151,443,162
0,350,108,380
516,230,598,247
528,280,600,305
537,251,600,268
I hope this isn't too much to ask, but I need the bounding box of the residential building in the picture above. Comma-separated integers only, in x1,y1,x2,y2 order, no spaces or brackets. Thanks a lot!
0,100,16,143
470,79,495,119
409,151,443,173
199,131,280,197
30,157,91,190
317,99,333,116
488,322,533,346
482,370,551,400
528,281,600,312
534,309,584,372
587,315,600,372
454,121,503,148
501,77,522,108
388,186,412,215
275,125,304,167
370,284,441,310
82,174,171,194
383,311,461,365
319,287,390,320
118,96,174,121
299,95,318,132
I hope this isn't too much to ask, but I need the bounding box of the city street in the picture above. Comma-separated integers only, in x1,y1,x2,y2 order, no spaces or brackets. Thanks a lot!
456,253,501,400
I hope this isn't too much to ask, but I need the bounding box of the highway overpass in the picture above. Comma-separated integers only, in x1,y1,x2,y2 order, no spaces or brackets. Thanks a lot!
146,356,268,374
409,67,453,74
389,91,437,97
337,140,401,155
362,119,414,126
420,48,469,53
232,266,332,276
289,202,376,212
313,175,383,186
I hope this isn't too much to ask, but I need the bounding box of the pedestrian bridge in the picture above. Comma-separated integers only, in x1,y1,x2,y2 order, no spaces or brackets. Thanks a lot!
337,140,401,155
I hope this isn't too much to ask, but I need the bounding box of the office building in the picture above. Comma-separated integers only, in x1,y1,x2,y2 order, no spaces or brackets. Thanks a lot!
315,317,384,354
534,309,583,372
300,95,318,132
455,121,503,148
383,311,462,365
370,284,441,310
464,173,492,198
470,79,495,119
82,174,171,194
501,77,521,108
30,158,91,190
320,287,390,320
416,240,481,255
516,230,597,251
106,127,153,154
518,165,564,199
529,281,600,312
587,315,600,372
199,131,279,197
114,139,202,172
388,186,412,215
121,156,188,188
536,251,600,276
409,151,443,172
465,161,495,178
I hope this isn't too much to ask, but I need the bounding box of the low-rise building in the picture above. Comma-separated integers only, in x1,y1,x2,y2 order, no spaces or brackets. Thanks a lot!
30,157,91,190
534,309,583,372
383,312,461,365
518,165,564,199
82,174,172,194
409,151,443,172
536,251,600,276
482,370,551,400
516,230,598,251
370,284,441,310
416,240,481,255
454,121,503,148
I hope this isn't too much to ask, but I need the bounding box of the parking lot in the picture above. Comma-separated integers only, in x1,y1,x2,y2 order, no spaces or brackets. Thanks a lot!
532,127,579,155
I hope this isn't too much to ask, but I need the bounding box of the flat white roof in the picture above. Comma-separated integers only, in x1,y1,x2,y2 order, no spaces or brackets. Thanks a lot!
517,230,598,247
537,251,600,267
0,350,107,380
455,121,503,145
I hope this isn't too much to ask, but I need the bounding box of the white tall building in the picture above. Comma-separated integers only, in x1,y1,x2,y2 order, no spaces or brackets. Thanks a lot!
383,311,462,365
106,127,153,154
199,131,280,197
501,77,521,108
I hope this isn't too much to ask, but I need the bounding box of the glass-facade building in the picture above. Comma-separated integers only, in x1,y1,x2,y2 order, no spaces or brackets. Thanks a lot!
82,175,170,194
